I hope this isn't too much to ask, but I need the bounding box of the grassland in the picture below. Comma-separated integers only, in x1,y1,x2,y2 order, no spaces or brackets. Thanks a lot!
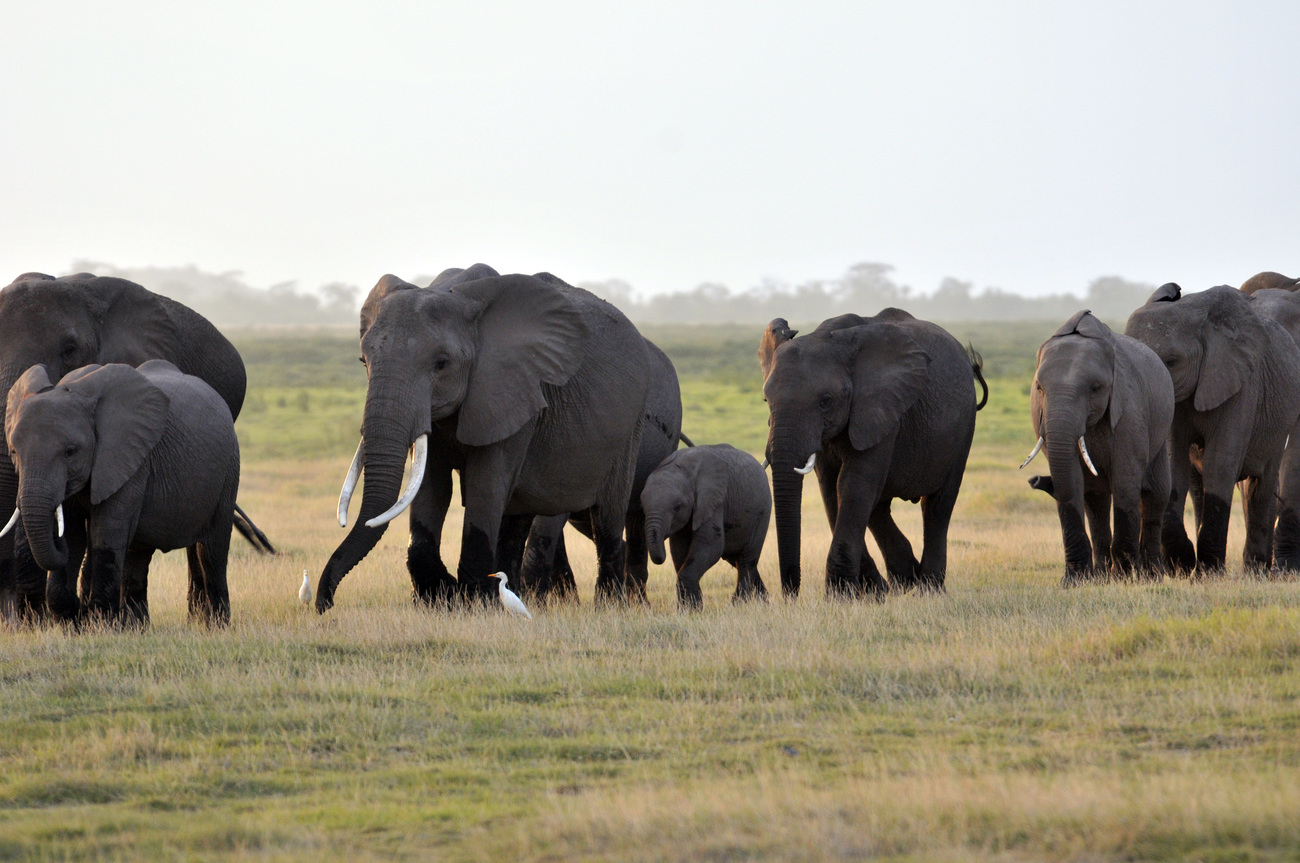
1,323,1298,861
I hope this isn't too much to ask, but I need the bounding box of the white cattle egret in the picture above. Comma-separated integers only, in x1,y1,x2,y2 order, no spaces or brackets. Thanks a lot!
299,569,313,605
492,571,532,619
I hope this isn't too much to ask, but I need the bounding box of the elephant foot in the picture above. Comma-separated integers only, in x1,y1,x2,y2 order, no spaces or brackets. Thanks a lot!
1060,566,1094,588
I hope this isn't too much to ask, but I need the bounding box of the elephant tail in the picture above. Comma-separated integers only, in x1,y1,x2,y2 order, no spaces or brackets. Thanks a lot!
968,343,989,411
678,432,695,448
233,503,277,554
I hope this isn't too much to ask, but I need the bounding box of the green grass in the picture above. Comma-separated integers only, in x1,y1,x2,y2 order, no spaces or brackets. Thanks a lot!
3,323,1297,861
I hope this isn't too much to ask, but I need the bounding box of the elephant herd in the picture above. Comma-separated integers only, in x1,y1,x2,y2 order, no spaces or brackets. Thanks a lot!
0,266,1295,627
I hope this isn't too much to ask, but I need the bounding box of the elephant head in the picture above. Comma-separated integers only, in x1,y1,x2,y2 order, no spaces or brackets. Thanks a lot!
761,316,930,595
1026,311,1122,573
640,450,727,566
1125,284,1267,411
1240,271,1300,295
1247,288,1300,346
4,363,169,573
318,268,591,611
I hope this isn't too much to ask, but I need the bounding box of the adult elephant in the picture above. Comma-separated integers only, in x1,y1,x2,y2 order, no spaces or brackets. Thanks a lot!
760,311,987,598
319,265,650,611
1239,271,1300,294
1021,311,1174,583
1245,288,1300,569
0,272,257,617
515,338,686,604
1126,284,1300,573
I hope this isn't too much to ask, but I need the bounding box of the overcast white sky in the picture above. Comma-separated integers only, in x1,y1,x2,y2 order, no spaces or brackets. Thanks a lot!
3,1,1297,299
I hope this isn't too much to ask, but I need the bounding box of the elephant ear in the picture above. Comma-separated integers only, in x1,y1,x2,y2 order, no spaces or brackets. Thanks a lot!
360,274,421,338
847,324,931,451
1193,291,1267,412
455,274,589,447
759,318,798,380
1148,282,1182,304
691,459,728,531
65,365,171,504
4,365,57,447
91,278,174,364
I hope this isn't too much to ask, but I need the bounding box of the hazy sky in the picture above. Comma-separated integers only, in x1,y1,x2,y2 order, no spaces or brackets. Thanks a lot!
4,1,1298,299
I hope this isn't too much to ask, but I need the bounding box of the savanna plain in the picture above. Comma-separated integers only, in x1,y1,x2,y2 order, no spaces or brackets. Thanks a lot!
1,322,1298,862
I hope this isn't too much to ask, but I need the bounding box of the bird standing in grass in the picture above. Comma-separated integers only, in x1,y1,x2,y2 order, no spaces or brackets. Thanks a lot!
299,569,312,605
492,571,532,619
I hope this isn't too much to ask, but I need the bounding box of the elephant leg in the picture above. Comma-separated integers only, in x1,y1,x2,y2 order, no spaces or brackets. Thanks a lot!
407,458,457,607
549,527,579,602
47,515,87,622
668,530,690,574
187,526,232,627
867,500,919,591
732,558,768,603
1195,445,1246,574
458,433,532,604
917,462,966,593
591,504,630,606
624,503,651,604
674,532,721,611
1084,489,1112,577
520,514,566,602
1275,434,1300,572
1110,485,1142,578
84,546,124,624
1188,456,1205,532
496,514,533,585
122,546,154,628
1162,428,1197,573
828,458,887,599
1138,448,1170,579
1240,472,1278,573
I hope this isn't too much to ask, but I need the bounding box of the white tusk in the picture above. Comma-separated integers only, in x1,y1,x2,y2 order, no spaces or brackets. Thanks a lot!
1019,436,1044,470
761,457,770,470
793,453,816,475
1078,437,1099,476
365,434,428,528
0,506,18,538
56,504,64,538
337,441,363,527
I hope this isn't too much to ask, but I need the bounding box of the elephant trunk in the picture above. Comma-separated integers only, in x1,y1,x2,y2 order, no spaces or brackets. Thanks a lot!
18,479,67,575
316,387,426,613
1045,411,1091,581
768,424,816,598
644,514,667,566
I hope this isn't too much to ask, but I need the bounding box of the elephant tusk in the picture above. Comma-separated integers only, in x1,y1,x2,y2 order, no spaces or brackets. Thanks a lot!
1019,436,1044,469
365,434,428,528
0,506,18,538
1078,437,1099,476
337,441,363,527
56,504,63,538
793,453,816,475
761,457,770,470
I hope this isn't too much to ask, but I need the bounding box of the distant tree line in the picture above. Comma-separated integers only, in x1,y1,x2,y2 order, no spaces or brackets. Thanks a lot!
581,263,1156,326
68,260,1156,327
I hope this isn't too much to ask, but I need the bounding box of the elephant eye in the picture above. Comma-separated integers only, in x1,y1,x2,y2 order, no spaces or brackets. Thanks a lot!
434,357,449,372
818,394,832,410
65,445,76,457
61,342,77,359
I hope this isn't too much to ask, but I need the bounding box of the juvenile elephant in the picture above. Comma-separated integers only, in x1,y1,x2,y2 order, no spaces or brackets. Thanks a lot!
1126,284,1300,573
3,361,240,625
321,265,650,611
1239,271,1300,294
0,272,268,618
516,337,686,604
760,311,988,597
1022,311,1174,583
640,444,770,609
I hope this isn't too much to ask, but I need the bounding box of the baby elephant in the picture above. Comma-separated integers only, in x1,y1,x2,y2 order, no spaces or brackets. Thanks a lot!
640,444,771,609
4,360,240,625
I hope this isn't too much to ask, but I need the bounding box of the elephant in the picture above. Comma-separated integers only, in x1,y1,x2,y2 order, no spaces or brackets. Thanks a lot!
0,272,267,618
1239,271,1300,294
1021,311,1175,583
3,361,240,625
515,337,686,604
1125,283,1300,573
1245,288,1300,569
318,264,651,612
640,443,771,609
759,310,988,597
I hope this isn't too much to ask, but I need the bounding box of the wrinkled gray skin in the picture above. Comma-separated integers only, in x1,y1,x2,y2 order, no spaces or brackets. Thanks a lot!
1239,271,1300,294
641,444,771,609
516,338,684,604
1024,311,1174,584
1125,284,1300,573
1245,288,1300,569
5,361,239,626
0,272,255,619
760,311,987,597
317,265,650,612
